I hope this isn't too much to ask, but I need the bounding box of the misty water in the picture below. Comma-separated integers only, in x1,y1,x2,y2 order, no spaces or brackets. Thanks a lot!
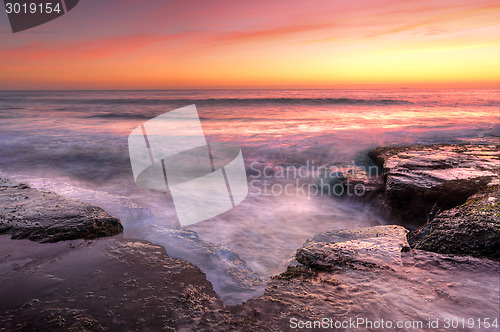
0,89,498,304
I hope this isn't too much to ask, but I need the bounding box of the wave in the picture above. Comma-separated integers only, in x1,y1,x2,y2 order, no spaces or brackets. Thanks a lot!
6,97,415,106
84,113,152,119
86,113,322,122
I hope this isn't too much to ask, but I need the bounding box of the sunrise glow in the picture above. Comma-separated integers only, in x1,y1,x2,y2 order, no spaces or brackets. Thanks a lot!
0,0,499,89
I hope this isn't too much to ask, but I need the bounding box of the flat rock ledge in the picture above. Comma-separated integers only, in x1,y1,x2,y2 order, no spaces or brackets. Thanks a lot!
369,144,499,225
2,227,498,331
0,178,123,242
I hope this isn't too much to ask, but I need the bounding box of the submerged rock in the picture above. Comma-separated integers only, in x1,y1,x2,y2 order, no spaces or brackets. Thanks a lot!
316,164,383,198
369,144,499,226
296,225,410,270
410,185,500,260
134,226,266,305
0,178,123,242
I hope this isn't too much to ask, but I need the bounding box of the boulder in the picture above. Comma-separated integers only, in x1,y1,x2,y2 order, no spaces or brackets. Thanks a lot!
0,178,123,242
410,185,500,260
369,144,499,226
229,229,499,330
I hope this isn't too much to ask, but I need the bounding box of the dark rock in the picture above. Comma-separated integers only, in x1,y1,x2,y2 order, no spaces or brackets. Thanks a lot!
271,265,317,280
0,237,227,331
227,236,499,331
0,178,123,242
317,164,384,198
1,227,498,330
369,144,499,226
296,225,410,270
410,185,500,260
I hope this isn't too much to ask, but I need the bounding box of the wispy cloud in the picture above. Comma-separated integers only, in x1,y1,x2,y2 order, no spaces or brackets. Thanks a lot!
0,0,498,88
0,33,190,62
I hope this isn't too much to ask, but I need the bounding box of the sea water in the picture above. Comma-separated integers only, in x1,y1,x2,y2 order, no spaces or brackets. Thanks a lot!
0,89,498,303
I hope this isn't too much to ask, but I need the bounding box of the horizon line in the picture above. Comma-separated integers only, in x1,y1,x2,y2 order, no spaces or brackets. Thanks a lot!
1,87,499,92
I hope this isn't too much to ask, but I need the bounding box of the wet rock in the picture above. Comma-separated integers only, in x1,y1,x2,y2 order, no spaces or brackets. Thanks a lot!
1,230,498,331
0,178,123,242
410,185,500,260
317,164,384,198
296,225,410,270
369,144,499,226
227,241,499,331
135,226,266,305
0,237,227,331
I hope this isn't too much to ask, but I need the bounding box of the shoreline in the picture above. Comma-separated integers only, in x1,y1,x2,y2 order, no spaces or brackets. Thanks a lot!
0,142,499,330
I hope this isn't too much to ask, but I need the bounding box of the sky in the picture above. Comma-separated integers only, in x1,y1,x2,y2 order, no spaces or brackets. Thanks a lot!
0,0,499,89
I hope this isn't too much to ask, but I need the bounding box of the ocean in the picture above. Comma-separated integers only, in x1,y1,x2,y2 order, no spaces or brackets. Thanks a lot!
0,89,499,304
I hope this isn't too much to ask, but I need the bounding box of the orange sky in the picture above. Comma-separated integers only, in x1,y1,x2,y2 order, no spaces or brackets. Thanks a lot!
0,0,499,89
